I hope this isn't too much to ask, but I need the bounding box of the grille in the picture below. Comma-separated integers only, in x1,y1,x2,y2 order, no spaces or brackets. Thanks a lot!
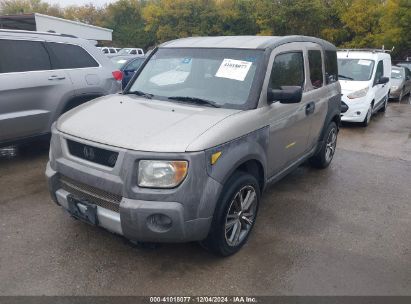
59,175,121,213
67,139,119,168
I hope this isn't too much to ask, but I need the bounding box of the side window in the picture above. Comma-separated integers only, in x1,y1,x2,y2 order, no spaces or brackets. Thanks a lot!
127,58,144,71
0,39,51,73
308,50,323,89
130,50,137,55
324,50,338,84
270,52,304,90
46,42,99,69
374,60,384,84
138,50,143,55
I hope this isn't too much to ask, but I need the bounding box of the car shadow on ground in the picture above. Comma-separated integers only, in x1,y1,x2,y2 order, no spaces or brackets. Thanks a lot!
0,140,50,163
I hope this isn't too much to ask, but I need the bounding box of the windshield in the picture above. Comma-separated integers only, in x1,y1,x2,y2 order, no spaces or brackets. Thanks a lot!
111,57,130,69
118,49,132,55
127,48,264,109
337,59,375,81
391,68,403,79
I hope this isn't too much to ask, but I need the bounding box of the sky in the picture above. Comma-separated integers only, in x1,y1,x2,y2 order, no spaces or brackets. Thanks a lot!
46,0,116,7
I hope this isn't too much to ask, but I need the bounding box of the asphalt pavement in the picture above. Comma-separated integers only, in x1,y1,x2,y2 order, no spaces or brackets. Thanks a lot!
0,97,410,296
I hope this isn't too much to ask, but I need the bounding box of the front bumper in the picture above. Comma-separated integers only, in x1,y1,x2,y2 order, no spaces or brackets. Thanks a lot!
340,96,370,123
46,128,222,243
389,89,401,99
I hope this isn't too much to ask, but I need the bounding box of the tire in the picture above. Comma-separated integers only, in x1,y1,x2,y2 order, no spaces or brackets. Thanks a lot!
309,121,338,169
398,88,404,102
361,104,372,127
201,172,260,256
379,94,388,112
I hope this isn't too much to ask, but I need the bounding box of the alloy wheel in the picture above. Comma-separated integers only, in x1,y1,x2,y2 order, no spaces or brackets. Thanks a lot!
325,128,337,163
225,185,257,247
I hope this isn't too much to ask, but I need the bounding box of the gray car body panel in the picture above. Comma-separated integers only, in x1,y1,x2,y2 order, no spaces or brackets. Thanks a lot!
46,35,341,243
0,29,121,146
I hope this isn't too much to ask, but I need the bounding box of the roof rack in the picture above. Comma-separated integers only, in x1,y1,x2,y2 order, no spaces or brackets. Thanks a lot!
338,46,394,53
0,28,77,38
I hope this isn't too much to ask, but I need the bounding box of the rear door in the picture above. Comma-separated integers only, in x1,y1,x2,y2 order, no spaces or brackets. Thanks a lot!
303,43,330,149
45,42,104,98
266,43,313,176
0,38,73,143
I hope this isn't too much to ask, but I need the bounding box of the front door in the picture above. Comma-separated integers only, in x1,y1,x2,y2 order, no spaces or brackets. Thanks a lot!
266,43,313,177
373,60,386,108
0,38,73,143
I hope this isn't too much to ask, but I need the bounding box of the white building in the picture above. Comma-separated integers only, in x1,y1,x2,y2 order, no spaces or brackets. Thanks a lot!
0,13,112,43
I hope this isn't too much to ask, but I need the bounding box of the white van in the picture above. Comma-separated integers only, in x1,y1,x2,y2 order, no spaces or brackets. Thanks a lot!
337,50,391,126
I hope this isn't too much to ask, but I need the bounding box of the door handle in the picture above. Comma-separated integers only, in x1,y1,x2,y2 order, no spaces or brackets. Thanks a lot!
305,101,315,115
48,75,66,80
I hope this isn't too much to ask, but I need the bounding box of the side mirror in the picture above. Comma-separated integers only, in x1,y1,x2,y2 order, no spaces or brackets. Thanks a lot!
268,86,302,104
406,75,410,81
377,77,389,85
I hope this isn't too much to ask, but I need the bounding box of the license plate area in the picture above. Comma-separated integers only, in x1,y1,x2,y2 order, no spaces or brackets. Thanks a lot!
67,194,99,226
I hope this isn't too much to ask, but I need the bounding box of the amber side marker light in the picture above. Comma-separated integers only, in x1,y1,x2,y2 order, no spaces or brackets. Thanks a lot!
211,151,222,165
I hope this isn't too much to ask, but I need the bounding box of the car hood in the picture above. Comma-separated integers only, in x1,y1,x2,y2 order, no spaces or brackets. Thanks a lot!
339,80,370,94
57,94,240,152
390,78,403,87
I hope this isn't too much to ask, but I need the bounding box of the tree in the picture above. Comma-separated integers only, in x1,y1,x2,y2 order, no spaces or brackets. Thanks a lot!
0,0,62,17
104,0,154,49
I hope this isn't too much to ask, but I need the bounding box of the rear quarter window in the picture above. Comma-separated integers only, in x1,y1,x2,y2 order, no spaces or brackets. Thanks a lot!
324,51,338,84
0,39,51,73
46,42,99,69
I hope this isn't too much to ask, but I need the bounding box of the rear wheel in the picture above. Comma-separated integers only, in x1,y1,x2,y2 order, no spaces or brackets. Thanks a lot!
309,121,338,169
201,172,260,256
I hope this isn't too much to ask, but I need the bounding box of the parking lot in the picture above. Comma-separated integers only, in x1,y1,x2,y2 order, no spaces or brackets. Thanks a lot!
0,98,410,296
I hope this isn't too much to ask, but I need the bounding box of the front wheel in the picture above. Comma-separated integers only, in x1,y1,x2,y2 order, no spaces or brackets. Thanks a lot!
399,88,404,102
379,94,388,112
361,104,372,127
201,172,260,256
309,121,338,169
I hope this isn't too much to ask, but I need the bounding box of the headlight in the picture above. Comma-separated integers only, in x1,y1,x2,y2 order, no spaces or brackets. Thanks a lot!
391,85,398,91
138,160,188,188
347,87,369,99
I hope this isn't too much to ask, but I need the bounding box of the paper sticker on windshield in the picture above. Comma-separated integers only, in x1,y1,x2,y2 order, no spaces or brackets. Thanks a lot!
392,70,400,73
358,60,372,66
215,59,252,81
182,58,192,64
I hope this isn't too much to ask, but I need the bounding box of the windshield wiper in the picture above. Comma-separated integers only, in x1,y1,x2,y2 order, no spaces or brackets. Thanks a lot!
168,96,220,108
338,74,354,80
127,90,153,99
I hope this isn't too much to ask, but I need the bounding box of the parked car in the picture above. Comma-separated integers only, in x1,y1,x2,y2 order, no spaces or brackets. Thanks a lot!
46,36,341,256
397,61,411,71
390,66,411,100
0,29,122,147
110,55,146,88
100,47,118,55
117,48,144,56
337,49,391,126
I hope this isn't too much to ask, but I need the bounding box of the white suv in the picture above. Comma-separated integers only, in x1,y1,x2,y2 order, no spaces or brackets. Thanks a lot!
338,50,391,126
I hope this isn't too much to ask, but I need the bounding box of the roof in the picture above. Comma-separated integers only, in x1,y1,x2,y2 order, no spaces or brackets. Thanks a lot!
337,50,391,60
0,13,112,41
160,35,336,50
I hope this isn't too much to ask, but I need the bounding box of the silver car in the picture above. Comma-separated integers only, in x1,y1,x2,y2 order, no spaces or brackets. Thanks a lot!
46,36,341,256
389,65,411,100
0,29,122,147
